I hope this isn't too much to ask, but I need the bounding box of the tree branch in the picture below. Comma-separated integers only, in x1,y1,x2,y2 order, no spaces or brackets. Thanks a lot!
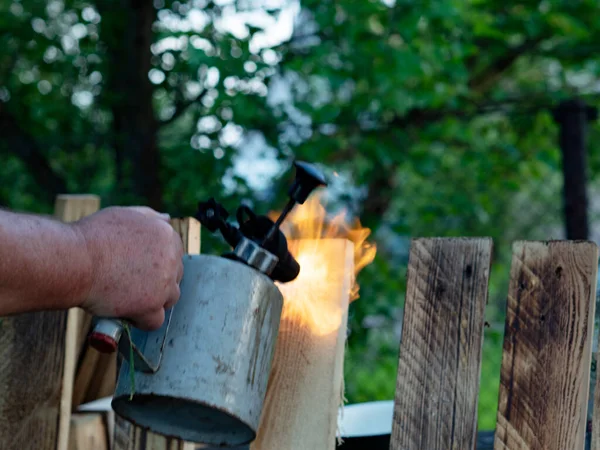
0,103,68,205
159,89,209,127
468,36,546,93
352,37,547,222
282,27,549,223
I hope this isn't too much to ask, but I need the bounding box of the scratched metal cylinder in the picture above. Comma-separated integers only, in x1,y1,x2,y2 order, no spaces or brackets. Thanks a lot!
112,254,284,447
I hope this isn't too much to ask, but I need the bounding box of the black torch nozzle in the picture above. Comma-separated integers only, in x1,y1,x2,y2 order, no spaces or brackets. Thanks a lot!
194,160,327,283
261,160,327,247
261,197,295,246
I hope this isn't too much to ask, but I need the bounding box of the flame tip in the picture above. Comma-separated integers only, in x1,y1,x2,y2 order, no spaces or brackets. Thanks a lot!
273,194,377,332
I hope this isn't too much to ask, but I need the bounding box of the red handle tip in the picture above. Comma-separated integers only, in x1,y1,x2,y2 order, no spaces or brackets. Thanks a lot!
89,332,118,353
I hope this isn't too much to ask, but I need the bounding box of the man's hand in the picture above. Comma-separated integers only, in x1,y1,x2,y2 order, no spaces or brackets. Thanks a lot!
73,207,184,331
0,206,183,331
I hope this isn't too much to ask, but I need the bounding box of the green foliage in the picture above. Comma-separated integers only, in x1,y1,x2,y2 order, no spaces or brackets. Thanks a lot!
478,327,504,429
2,0,600,429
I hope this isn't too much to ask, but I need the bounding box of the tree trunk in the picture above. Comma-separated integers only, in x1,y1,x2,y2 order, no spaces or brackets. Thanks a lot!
0,102,68,205
552,99,598,240
98,0,163,209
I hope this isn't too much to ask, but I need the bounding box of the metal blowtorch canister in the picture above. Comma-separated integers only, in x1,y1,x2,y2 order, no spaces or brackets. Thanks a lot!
112,254,282,445
87,160,328,447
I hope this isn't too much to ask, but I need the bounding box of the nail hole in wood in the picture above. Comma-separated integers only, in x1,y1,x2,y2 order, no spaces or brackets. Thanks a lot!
555,266,563,278
465,264,473,278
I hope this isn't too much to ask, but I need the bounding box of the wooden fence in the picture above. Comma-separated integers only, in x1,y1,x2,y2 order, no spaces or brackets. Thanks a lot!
388,237,599,450
2,196,600,450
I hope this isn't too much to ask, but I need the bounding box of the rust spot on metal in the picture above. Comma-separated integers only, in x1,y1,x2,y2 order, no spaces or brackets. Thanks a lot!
213,355,235,375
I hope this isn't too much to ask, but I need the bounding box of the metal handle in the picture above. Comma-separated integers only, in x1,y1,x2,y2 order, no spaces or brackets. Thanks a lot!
89,318,123,353
88,310,174,374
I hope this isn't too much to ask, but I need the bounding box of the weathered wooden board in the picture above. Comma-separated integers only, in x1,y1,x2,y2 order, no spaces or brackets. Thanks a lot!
113,419,196,450
0,195,100,450
0,309,68,449
170,217,201,256
250,239,354,450
56,195,102,450
389,237,493,450
495,241,598,450
72,347,102,407
113,217,199,450
68,413,109,450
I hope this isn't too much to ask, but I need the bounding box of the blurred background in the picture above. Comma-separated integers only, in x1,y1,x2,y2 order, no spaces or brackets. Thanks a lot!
2,0,600,430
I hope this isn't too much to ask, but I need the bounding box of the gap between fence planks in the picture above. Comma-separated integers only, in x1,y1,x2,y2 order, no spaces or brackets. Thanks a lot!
594,345,600,449
389,237,493,450
113,217,200,450
495,241,598,450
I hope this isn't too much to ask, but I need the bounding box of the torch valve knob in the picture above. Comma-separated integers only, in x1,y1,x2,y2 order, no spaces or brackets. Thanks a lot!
194,160,327,283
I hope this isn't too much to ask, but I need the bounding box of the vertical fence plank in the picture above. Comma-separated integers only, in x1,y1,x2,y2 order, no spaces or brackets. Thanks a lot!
250,239,354,450
593,351,600,450
55,195,101,450
113,217,200,450
389,237,493,450
495,241,598,450
0,195,100,450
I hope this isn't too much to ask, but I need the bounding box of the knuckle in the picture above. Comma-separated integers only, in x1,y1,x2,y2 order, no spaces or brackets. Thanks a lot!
156,219,172,236
146,311,164,331
171,230,184,252
172,285,181,302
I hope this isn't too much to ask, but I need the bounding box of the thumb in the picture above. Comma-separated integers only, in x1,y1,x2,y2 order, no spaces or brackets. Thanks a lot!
130,308,166,332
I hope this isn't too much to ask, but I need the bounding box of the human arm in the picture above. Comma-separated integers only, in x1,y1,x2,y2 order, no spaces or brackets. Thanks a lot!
0,206,184,330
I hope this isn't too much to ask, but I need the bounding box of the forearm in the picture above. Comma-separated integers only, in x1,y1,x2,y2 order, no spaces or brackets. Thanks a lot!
0,210,92,315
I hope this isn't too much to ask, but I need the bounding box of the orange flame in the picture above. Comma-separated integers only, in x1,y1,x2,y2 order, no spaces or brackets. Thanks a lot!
270,192,377,335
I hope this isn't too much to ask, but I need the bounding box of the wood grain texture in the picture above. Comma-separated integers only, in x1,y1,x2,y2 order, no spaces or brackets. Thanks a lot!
72,346,117,410
390,237,493,450
113,218,200,450
0,195,99,450
113,418,194,450
84,350,117,403
0,310,68,449
53,195,100,222
68,413,108,450
170,218,201,255
495,241,598,450
72,348,101,407
56,195,101,450
250,239,354,450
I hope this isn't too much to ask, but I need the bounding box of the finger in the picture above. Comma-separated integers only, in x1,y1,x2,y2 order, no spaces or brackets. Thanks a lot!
128,206,171,222
164,283,181,309
131,308,165,331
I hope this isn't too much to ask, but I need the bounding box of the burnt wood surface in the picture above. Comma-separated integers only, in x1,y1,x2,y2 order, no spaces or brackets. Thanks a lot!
390,238,493,450
495,241,598,450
